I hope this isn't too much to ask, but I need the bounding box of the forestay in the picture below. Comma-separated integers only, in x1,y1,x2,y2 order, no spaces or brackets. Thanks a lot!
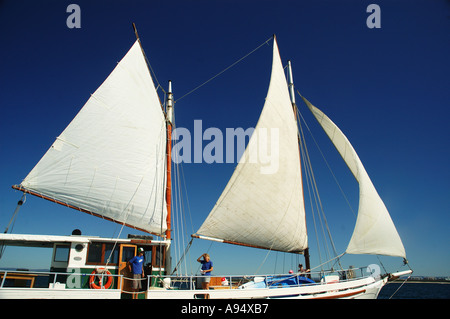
195,39,308,253
17,41,168,235
301,96,406,258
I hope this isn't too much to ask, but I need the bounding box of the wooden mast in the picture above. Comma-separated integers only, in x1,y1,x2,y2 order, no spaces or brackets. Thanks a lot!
165,81,174,274
287,60,311,275
165,81,173,241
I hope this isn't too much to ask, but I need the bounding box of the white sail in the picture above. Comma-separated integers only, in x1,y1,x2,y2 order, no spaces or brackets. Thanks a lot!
19,41,168,235
195,39,308,253
301,96,406,258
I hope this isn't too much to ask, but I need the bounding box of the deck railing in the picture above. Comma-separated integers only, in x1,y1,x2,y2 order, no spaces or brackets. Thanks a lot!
0,270,123,289
146,266,376,291
0,265,378,291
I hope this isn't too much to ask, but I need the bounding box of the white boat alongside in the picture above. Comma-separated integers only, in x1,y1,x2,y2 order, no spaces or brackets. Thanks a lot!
0,25,412,299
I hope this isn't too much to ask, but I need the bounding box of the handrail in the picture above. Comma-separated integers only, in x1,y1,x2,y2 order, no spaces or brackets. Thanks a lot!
145,266,375,291
1,266,374,290
0,269,123,289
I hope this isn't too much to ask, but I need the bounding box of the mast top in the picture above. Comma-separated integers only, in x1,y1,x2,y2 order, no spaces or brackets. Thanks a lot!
287,60,296,106
166,80,174,124
132,22,140,41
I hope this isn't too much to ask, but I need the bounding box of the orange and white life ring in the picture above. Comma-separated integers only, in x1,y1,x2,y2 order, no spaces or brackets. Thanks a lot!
89,268,113,289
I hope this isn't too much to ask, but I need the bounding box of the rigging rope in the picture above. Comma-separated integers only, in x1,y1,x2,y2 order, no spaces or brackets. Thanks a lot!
3,193,26,235
171,238,193,275
295,89,363,271
297,107,342,270
171,117,187,275
170,109,199,275
389,274,412,299
175,36,273,103
137,39,166,95
0,193,27,260
298,115,324,268
296,90,357,218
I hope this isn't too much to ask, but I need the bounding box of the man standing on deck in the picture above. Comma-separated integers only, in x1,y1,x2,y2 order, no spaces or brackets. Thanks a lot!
197,253,213,290
128,247,145,299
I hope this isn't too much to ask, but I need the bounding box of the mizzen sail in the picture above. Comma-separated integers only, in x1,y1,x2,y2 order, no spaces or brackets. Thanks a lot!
301,96,406,258
194,39,308,253
16,41,168,235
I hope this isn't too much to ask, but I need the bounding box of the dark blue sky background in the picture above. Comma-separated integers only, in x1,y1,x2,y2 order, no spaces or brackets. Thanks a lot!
0,0,449,277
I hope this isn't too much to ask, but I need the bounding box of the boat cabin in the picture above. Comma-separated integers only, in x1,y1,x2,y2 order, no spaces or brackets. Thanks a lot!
0,230,170,293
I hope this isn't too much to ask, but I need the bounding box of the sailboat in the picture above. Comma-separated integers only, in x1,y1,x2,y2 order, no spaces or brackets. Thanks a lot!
0,28,412,299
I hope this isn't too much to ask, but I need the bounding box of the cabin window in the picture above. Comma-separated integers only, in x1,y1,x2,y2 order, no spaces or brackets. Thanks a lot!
143,250,152,266
152,246,165,268
104,244,119,264
54,244,70,262
121,246,136,262
87,243,102,263
87,242,119,265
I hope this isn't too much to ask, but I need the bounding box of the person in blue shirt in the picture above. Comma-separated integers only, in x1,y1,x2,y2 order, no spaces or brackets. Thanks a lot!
197,253,213,289
128,247,145,298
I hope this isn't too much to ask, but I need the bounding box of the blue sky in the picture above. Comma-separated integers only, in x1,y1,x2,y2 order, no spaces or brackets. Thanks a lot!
0,0,449,277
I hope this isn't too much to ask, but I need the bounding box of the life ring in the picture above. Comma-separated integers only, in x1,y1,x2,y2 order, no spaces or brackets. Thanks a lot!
89,268,113,289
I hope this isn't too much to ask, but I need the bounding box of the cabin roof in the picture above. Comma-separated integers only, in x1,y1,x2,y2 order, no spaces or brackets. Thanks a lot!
0,233,168,248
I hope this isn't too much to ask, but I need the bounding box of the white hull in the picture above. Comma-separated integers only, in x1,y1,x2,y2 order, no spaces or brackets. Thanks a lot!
0,288,121,299
146,276,387,300
0,275,387,299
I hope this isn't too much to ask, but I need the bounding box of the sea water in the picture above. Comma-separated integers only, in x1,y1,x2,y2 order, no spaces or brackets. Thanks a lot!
378,282,450,299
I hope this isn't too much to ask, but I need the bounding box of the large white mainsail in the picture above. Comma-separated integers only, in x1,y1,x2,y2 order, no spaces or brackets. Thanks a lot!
194,39,308,253
16,41,168,235
300,96,406,258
